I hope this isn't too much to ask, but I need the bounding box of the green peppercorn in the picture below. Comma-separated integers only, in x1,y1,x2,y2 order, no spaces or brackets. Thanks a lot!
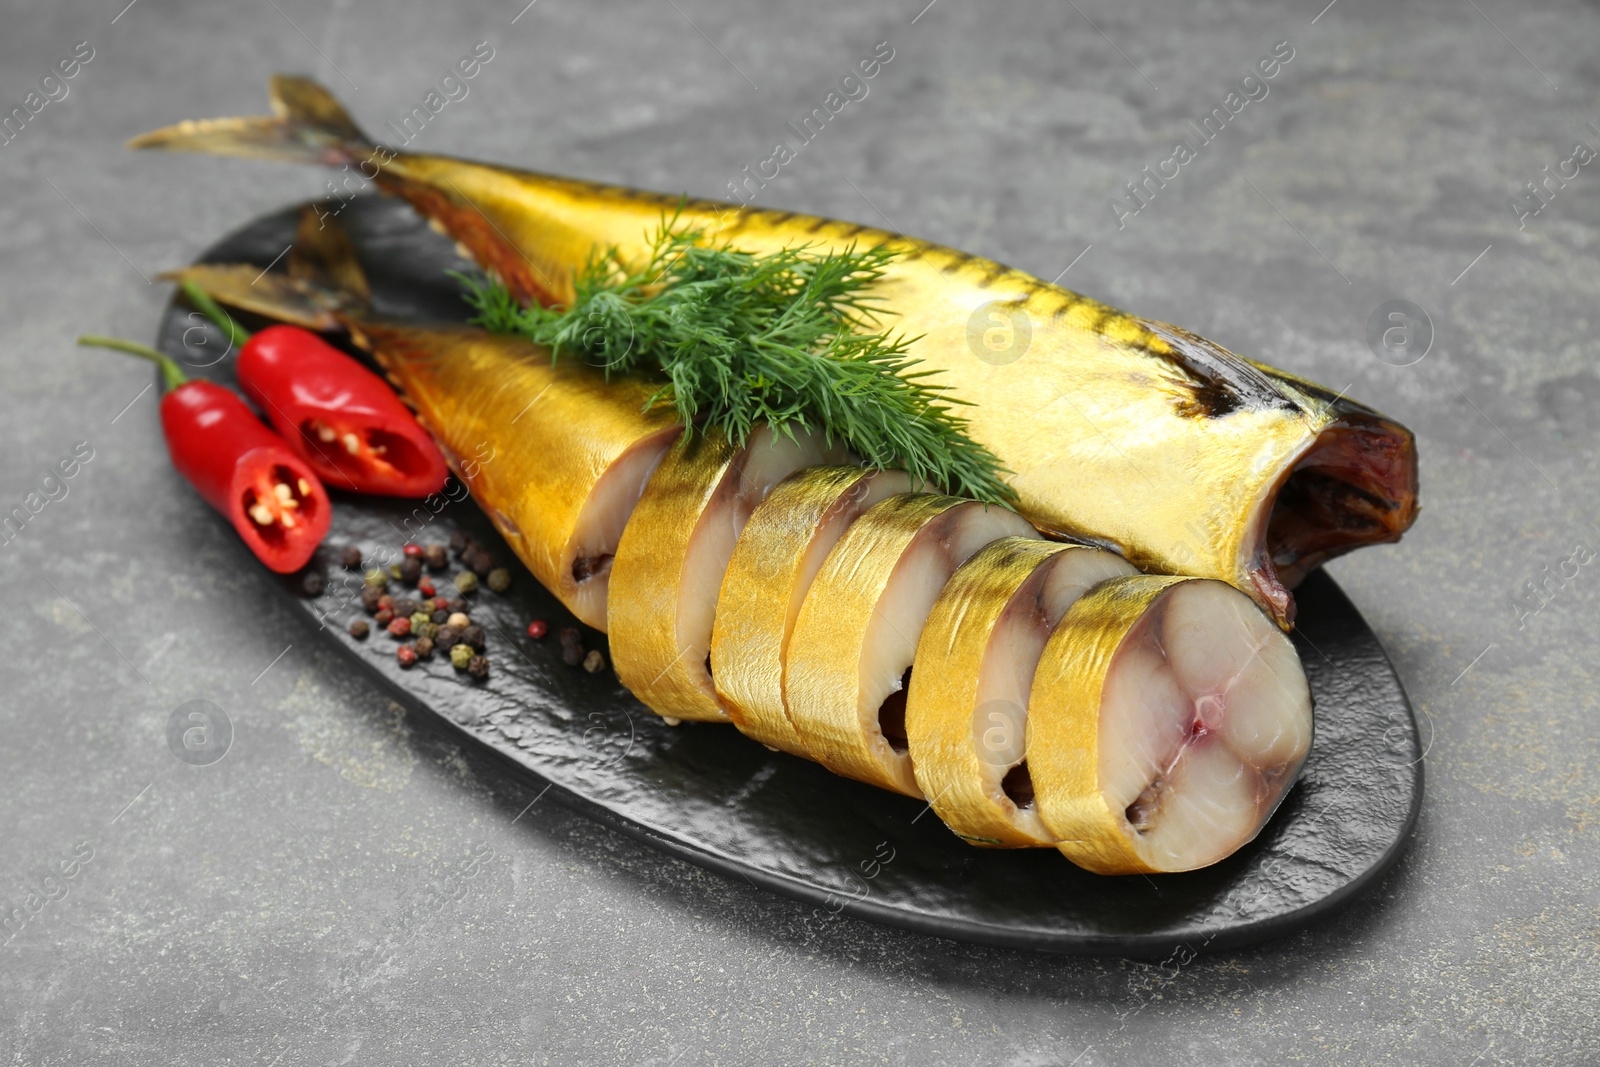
450,643,475,670
454,571,479,595
415,620,439,642
388,563,404,581
409,611,431,632
486,568,511,593
365,568,388,590
582,649,606,674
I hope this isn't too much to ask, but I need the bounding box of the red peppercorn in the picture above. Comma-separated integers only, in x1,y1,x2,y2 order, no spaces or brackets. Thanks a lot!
374,608,394,627
387,616,412,637
431,596,451,612
396,644,418,668
527,620,548,640
404,543,424,559
417,577,436,598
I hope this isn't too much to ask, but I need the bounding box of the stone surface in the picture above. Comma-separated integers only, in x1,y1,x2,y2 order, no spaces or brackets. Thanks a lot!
1,0,1595,1063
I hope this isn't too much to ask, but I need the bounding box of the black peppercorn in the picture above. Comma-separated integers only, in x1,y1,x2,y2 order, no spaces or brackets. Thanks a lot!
340,544,363,569
300,570,325,597
398,556,423,585
435,626,463,651
467,655,490,680
459,624,486,651
424,543,449,571
360,587,384,613
414,636,435,659
348,619,370,640
560,627,584,667
392,598,421,619
450,530,470,555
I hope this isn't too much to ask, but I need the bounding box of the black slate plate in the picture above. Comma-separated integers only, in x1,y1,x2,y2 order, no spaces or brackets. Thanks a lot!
157,196,1423,957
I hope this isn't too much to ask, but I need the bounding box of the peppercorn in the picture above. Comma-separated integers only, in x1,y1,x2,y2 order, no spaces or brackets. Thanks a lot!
300,570,325,597
459,624,486,651
417,577,436,599
349,619,370,640
449,530,470,555
486,568,511,593
424,543,449,571
361,586,384,613
387,616,412,637
414,635,435,659
448,598,469,614
415,620,439,641
450,643,475,670
468,655,490,680
431,609,450,625
340,544,363,569
409,611,432,632
466,548,495,577
375,608,395,627
403,543,424,559
435,626,463,651
396,644,418,668
454,571,479,595
392,597,421,619
527,619,548,640
399,556,423,585
583,649,606,674
560,626,584,667
364,568,388,590
432,596,452,613
378,593,396,612
446,611,471,630
388,563,404,580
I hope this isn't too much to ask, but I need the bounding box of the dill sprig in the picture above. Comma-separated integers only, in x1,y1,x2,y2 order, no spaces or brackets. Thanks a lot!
455,220,1015,506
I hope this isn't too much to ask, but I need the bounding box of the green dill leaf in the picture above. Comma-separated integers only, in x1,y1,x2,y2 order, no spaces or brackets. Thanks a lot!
456,218,1016,506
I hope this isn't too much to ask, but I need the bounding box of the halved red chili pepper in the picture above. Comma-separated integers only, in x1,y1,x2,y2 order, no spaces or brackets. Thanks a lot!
78,335,331,574
181,282,446,498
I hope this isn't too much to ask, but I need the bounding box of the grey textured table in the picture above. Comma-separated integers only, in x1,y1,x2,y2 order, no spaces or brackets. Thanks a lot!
3,0,1596,1063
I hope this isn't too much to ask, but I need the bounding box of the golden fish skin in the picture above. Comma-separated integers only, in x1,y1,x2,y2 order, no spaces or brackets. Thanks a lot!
712,466,911,756
609,426,842,723
1027,575,1312,875
129,76,1420,626
905,538,1135,848
785,493,1037,797
349,321,681,630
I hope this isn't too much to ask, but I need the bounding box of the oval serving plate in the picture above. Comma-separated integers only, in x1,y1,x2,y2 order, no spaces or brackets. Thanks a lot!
156,196,1423,956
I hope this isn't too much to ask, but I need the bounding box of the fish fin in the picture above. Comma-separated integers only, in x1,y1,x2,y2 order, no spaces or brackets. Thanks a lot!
160,265,346,331
288,205,372,309
128,75,373,167
163,208,374,331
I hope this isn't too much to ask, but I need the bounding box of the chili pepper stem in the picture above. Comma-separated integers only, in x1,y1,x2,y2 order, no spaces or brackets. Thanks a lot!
76,335,189,392
181,279,253,347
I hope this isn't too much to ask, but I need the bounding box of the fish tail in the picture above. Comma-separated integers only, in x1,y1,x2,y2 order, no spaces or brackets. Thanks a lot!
161,207,372,331
128,75,374,168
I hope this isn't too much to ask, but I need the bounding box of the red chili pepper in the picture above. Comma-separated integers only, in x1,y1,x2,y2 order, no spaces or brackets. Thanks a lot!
236,325,448,498
78,335,331,574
